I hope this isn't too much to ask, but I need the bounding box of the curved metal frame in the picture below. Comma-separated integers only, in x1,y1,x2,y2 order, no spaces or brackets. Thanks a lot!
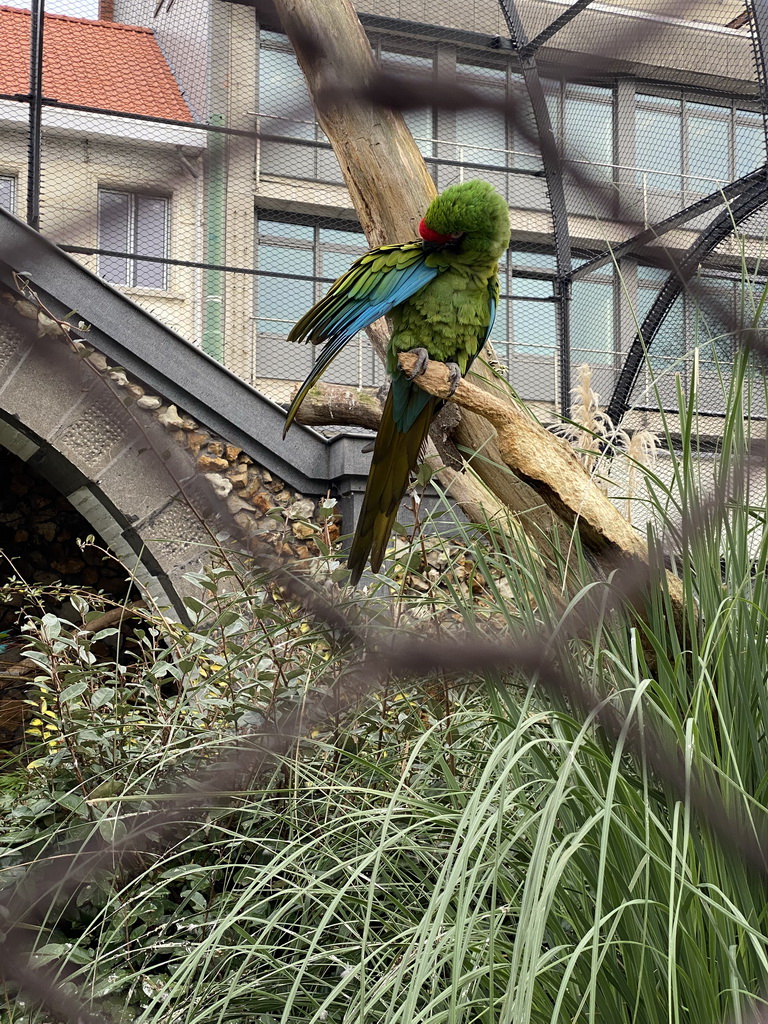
605,170,768,425
497,0,768,426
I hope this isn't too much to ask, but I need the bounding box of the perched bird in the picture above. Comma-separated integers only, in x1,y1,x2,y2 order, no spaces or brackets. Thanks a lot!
283,180,511,585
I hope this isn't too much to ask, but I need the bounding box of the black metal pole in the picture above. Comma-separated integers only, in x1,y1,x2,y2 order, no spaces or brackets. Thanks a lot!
496,0,573,416
27,0,44,230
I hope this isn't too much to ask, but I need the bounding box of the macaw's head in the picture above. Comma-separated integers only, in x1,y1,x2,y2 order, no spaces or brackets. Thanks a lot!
419,180,510,261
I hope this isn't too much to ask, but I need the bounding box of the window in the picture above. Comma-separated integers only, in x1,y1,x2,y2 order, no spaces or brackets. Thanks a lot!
636,264,737,375
572,273,614,366
0,175,16,213
735,108,766,177
635,94,765,200
377,45,434,159
456,62,511,170
257,31,436,182
98,190,169,290
254,214,387,388
258,30,343,182
562,84,614,184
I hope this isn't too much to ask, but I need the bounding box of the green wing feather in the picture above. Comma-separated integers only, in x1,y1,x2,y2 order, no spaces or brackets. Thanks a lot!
283,241,442,436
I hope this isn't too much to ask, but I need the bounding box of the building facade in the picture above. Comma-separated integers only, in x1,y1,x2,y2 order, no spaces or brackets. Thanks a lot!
2,0,766,423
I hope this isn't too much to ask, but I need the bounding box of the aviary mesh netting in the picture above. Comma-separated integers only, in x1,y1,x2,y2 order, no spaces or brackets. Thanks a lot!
2,0,766,428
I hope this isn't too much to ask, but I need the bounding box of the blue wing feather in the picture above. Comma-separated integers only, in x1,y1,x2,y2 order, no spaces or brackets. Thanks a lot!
283,243,441,435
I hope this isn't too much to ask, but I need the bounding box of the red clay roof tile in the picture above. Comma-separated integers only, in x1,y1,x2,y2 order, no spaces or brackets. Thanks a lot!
0,5,192,121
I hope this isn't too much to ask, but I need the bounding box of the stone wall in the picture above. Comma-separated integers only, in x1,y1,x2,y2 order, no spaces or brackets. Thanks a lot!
79,345,340,563
0,286,339,586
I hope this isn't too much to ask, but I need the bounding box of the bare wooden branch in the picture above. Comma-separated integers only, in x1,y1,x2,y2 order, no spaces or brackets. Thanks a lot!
80,601,147,635
291,381,384,431
398,352,685,616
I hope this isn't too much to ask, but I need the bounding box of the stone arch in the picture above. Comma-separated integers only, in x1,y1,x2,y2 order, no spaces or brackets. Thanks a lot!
0,306,229,621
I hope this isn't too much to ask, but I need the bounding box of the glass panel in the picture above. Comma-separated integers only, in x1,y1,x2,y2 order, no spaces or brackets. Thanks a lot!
381,49,433,72
510,249,557,272
691,277,735,363
0,176,15,212
735,115,766,177
456,62,506,83
456,62,508,169
259,219,314,242
320,249,363,287
572,279,613,365
687,106,729,193
456,101,508,168
511,278,556,356
256,243,314,334
565,96,613,181
636,99,682,192
98,190,130,286
260,30,288,46
649,294,685,372
378,50,434,155
404,108,434,158
259,47,315,140
319,226,367,250
134,196,168,289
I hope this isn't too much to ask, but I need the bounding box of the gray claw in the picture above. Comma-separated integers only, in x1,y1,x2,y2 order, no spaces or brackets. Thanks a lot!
405,347,430,379
445,362,462,396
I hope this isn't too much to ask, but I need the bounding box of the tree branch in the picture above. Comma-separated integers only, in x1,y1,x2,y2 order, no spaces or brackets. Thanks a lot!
398,352,685,620
291,381,384,431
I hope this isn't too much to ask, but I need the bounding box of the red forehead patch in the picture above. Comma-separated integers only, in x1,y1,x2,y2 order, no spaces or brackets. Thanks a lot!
418,218,457,244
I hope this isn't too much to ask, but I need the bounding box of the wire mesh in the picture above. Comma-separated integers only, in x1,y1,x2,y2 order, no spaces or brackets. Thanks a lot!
0,0,763,420
5,3,768,1021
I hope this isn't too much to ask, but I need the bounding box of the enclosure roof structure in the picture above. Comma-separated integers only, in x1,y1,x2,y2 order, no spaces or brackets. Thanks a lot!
0,5,191,120
594,0,748,28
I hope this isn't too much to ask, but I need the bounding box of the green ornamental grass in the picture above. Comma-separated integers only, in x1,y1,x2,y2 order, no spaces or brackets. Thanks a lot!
4,270,768,1024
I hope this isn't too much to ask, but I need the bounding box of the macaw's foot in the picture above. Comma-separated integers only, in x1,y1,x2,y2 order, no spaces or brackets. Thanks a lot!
404,347,430,379
445,361,462,396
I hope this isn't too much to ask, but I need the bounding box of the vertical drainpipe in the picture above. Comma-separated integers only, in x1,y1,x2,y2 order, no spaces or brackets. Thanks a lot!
203,0,227,363
203,114,225,362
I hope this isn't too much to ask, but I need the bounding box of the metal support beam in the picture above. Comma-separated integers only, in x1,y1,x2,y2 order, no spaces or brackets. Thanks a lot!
27,0,44,230
497,0,573,415
574,167,767,279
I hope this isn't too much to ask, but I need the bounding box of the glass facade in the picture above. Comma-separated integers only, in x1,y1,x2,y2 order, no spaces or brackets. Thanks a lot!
253,27,768,409
635,94,766,200
253,215,385,388
258,31,435,182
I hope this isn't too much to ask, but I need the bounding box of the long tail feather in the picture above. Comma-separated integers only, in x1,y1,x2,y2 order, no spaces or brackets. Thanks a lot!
348,386,438,585
283,335,351,437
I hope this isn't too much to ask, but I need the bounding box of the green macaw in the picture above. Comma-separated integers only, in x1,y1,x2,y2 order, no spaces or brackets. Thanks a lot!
283,179,511,585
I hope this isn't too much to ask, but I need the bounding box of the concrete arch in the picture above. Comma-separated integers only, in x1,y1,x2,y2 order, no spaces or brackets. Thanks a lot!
0,307,229,620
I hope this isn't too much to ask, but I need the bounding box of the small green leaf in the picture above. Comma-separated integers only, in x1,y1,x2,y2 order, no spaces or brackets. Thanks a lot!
59,681,88,702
